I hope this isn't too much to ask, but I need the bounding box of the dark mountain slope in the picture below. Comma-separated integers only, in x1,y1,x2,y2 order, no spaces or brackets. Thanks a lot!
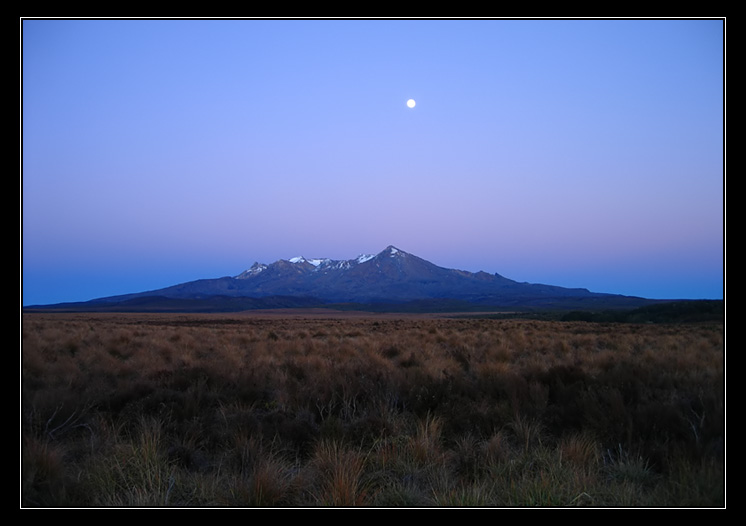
26,245,656,312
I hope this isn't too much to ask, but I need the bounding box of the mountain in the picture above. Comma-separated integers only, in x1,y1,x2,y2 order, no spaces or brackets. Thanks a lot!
24,245,658,313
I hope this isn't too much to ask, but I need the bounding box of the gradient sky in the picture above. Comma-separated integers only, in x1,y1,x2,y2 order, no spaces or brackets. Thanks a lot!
22,18,724,305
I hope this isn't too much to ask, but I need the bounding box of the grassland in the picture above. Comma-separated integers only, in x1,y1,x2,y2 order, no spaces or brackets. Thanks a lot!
21,310,724,507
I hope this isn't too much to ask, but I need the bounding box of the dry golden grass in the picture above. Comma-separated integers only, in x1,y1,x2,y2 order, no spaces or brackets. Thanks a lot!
21,311,724,507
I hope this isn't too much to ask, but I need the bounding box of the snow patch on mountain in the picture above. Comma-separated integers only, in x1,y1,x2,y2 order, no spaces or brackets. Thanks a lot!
289,256,325,267
236,262,268,278
236,246,408,280
283,252,379,270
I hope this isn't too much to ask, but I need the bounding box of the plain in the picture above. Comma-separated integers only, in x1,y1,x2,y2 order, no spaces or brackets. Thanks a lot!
21,310,724,507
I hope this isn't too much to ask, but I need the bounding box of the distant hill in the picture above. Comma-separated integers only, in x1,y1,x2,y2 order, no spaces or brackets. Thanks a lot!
24,245,672,313
560,300,724,324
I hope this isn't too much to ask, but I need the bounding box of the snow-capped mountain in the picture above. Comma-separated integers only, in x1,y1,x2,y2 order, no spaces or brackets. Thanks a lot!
74,245,643,311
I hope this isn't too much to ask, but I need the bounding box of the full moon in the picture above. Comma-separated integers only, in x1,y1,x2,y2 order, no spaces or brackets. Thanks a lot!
406,99,416,108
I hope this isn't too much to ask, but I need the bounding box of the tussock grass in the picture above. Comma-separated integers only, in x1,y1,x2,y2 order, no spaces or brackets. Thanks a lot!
22,312,724,507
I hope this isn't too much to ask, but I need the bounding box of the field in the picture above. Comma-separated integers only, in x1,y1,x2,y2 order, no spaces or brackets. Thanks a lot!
21,310,724,507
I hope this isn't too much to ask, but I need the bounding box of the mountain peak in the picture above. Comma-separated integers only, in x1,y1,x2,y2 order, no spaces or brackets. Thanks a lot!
381,245,406,257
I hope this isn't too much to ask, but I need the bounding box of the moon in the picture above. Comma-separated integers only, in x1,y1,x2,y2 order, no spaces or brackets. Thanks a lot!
406,98,416,108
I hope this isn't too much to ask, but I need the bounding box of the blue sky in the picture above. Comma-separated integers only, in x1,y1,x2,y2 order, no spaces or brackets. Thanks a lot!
22,19,724,305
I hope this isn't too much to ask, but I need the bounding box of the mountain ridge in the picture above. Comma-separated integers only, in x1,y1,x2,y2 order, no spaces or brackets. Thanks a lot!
25,245,658,312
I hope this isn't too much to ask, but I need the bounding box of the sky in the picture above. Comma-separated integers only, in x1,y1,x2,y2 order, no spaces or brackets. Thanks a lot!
21,18,724,305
